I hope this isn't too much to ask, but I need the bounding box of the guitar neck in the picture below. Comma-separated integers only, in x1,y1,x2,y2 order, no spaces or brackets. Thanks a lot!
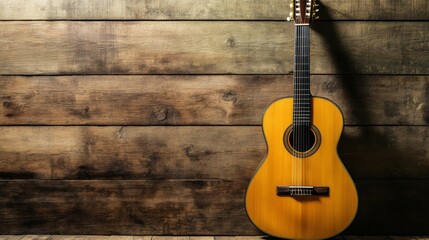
293,24,311,126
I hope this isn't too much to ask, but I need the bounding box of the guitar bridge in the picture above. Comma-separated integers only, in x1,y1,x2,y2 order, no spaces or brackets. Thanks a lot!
276,186,329,196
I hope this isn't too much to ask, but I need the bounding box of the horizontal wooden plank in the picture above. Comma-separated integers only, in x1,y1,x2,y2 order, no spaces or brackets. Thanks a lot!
347,180,429,235
0,126,427,180
0,236,25,240
0,237,427,240
0,179,428,234
0,180,257,235
0,75,427,125
2,237,428,240
0,0,427,20
20,237,50,240
0,22,427,75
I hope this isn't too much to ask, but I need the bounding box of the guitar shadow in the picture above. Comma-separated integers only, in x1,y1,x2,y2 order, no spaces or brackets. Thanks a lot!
306,2,429,235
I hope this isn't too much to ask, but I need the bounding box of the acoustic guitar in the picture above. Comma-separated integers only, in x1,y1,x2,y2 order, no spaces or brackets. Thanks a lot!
245,0,358,239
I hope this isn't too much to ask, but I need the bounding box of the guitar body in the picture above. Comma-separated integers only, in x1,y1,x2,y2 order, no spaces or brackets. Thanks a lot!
245,97,358,239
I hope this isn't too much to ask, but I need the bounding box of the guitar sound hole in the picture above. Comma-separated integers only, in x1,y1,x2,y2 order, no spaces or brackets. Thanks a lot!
289,125,316,152
284,125,321,158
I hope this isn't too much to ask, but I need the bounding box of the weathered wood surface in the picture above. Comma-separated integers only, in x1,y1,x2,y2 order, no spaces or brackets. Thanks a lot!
0,0,427,20
0,236,26,240
0,180,256,235
0,22,427,75
0,126,427,180
0,179,428,234
1,75,427,125
2,237,429,240
1,237,427,240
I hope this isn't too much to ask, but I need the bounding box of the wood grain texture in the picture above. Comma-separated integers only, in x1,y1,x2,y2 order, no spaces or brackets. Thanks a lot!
0,236,427,240
246,97,358,239
0,180,257,235
0,0,426,20
0,126,427,180
0,180,427,235
1,75,427,125
152,238,189,240
20,237,51,240
0,236,25,240
0,22,427,75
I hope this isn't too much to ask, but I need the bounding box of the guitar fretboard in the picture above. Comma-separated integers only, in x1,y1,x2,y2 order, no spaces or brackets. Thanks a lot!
293,25,311,126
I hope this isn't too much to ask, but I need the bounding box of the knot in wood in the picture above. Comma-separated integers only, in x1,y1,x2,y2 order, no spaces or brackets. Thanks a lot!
322,81,337,93
152,106,168,121
222,91,238,102
3,100,13,108
225,36,236,48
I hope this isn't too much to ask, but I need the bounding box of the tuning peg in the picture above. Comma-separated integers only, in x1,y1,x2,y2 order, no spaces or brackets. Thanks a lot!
290,3,293,8
287,12,294,21
312,12,319,19
315,9,319,12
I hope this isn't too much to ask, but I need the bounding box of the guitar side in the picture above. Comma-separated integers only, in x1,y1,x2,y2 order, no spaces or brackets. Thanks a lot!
245,97,358,239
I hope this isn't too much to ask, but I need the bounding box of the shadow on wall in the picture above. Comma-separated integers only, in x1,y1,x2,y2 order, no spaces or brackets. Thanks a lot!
310,2,429,235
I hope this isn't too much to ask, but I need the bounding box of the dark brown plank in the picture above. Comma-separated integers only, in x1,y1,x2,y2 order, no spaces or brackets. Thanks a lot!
343,237,390,240
0,180,258,235
0,179,428,234
1,75,427,125
0,22,427,75
0,126,265,180
0,0,426,20
346,180,429,235
320,0,428,20
0,126,427,180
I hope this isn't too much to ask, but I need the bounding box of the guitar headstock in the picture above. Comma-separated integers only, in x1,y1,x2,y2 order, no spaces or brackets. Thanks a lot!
287,0,319,24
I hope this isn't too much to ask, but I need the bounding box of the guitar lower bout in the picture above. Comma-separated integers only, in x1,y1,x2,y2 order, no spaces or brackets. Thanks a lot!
245,97,358,239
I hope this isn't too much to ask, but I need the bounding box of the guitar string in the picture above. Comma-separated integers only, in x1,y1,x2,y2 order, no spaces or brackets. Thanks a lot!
300,24,303,190
300,24,303,191
304,24,309,192
294,23,299,190
300,24,304,191
292,23,297,189
304,24,308,191
303,24,306,191
299,24,302,191
304,23,312,189
296,23,302,190
296,22,302,189
292,21,299,189
302,24,305,192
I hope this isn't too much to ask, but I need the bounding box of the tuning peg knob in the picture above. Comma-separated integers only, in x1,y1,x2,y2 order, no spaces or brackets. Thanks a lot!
290,3,293,8
287,12,294,21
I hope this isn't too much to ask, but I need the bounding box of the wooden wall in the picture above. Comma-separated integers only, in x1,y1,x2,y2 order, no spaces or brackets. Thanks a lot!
0,0,428,235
